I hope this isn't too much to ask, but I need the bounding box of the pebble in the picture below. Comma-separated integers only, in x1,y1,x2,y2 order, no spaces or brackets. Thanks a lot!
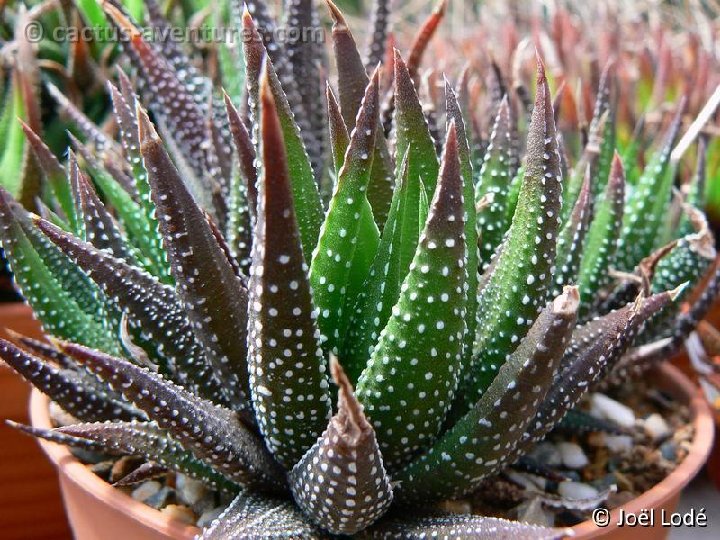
516,498,554,527
197,506,225,528
558,481,599,501
437,499,472,514
660,440,678,462
145,487,173,510
557,442,589,469
603,435,634,453
590,393,636,428
176,473,208,506
528,442,562,466
642,413,671,441
131,481,162,502
160,504,195,525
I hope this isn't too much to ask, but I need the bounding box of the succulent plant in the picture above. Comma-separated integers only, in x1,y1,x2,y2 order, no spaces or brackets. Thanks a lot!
0,0,718,538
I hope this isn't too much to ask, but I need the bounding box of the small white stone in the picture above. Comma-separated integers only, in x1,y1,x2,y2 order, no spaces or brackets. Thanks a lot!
131,480,161,502
558,441,589,469
603,434,634,453
642,413,671,441
558,481,599,501
590,393,636,428
176,473,207,505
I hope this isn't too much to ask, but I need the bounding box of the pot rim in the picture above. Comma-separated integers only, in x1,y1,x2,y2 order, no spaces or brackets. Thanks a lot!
29,363,714,539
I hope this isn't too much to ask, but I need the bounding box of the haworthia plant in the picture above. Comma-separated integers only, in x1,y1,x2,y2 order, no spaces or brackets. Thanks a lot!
0,1,716,538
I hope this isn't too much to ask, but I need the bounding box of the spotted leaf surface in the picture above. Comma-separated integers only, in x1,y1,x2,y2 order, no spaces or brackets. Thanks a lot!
0,190,114,351
282,0,327,180
58,342,285,491
524,291,673,444
327,0,393,225
0,338,136,422
445,81,479,358
108,78,169,279
21,122,75,229
395,287,578,501
364,512,563,539
52,421,239,493
617,102,684,271
550,170,592,300
364,0,390,69
468,59,563,403
576,153,626,310
243,12,323,259
102,1,218,214
201,492,323,540
341,155,414,382
247,76,332,469
139,110,252,412
290,358,393,535
35,218,231,408
310,70,380,352
475,98,517,268
356,125,466,469
70,159,137,265
394,50,440,203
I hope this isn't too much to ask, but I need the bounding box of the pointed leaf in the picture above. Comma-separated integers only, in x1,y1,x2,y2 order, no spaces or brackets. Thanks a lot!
356,125,466,469
467,58,563,404
395,287,579,501
310,70,381,352
55,421,239,493
474,97,516,268
576,153,626,311
445,80,479,359
617,100,685,270
290,359,393,535
35,218,231,408
139,110,251,411
327,0,393,224
247,78,332,468
0,338,136,422
58,342,285,491
242,13,324,258
550,169,592,299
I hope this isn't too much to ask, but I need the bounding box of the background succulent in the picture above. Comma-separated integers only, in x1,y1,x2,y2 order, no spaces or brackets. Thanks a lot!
0,0,718,538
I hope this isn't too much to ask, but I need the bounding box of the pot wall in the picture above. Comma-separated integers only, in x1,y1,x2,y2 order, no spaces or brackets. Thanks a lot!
0,303,72,540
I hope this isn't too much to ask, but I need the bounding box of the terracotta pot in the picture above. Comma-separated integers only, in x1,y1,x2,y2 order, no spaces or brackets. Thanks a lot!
569,363,714,539
30,390,198,540
0,303,72,539
30,364,712,540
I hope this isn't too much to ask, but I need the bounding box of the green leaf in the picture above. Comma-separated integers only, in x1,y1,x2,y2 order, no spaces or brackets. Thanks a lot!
445,80,479,360
466,58,563,404
242,11,323,260
356,124,466,469
576,153,626,312
310,69,381,352
0,189,115,351
395,287,578,502
394,50,440,203
327,0,393,225
616,101,685,270
475,97,516,269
